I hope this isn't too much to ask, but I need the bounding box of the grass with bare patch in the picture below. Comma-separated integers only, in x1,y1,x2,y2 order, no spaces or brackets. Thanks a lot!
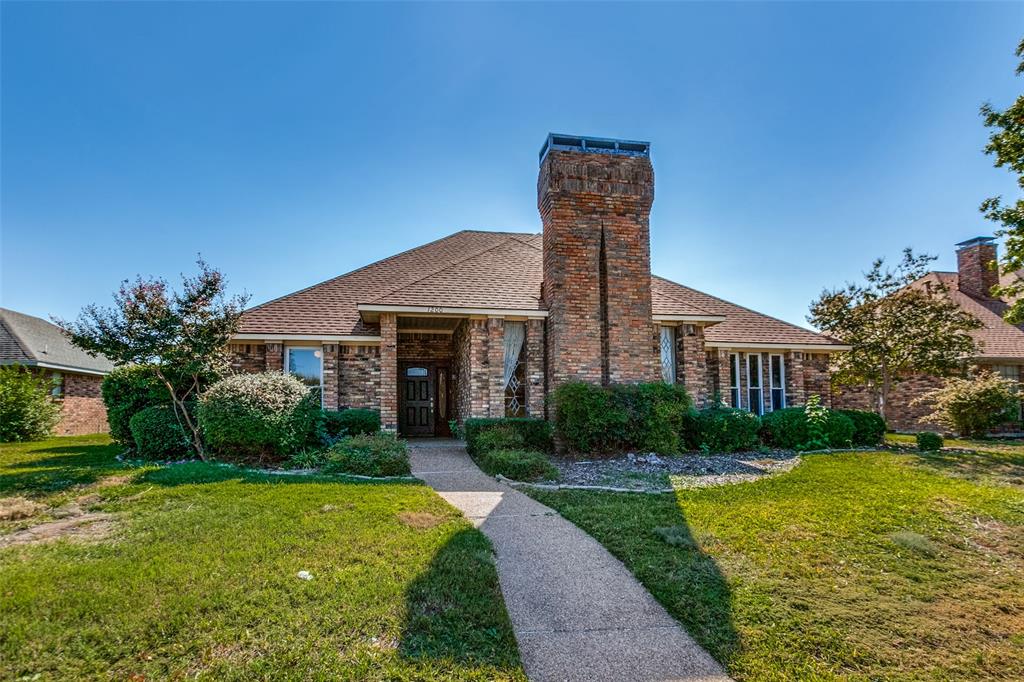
0,435,525,681
528,450,1024,681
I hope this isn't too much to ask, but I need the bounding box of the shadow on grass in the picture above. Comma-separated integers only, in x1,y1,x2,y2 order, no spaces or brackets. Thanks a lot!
915,448,1024,485
399,527,521,673
134,461,423,488
0,444,124,496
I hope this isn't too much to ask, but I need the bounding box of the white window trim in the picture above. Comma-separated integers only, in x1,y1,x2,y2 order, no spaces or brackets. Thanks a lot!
284,346,324,405
729,352,741,409
769,353,786,411
746,353,763,416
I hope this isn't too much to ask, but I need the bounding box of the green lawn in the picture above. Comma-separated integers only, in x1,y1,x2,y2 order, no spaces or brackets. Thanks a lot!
528,450,1024,681
0,435,525,681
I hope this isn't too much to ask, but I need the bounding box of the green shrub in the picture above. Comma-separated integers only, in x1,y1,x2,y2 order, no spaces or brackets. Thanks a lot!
129,405,190,459
323,408,380,438
684,407,761,453
472,425,525,454
916,432,944,451
476,449,558,482
287,449,330,469
101,365,167,447
837,409,887,446
464,417,552,455
913,370,1019,437
197,372,324,462
0,365,62,442
325,432,410,476
551,382,692,456
759,404,856,451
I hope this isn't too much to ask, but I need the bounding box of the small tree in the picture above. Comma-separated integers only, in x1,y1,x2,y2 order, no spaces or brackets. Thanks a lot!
809,249,981,421
0,365,62,442
57,260,248,459
913,370,1018,438
981,38,1024,322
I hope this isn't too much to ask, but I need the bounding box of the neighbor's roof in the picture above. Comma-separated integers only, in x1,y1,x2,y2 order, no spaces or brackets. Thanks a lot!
0,308,115,375
923,272,1024,360
238,230,842,348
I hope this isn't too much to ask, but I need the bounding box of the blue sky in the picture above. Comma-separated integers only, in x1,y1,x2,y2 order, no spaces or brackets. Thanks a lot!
2,2,1022,329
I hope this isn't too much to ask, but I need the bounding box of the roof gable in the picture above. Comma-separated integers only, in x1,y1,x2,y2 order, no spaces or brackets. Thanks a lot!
0,308,114,374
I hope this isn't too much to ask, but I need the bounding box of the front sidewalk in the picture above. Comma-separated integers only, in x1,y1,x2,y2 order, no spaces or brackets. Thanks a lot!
408,440,730,682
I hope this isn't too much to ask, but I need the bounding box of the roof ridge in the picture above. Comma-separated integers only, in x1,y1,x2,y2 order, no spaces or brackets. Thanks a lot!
365,234,538,305
650,277,716,317
0,310,39,361
652,274,839,342
507,233,543,251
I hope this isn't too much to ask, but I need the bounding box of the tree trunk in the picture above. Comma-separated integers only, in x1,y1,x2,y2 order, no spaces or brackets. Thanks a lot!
879,365,891,423
155,369,206,460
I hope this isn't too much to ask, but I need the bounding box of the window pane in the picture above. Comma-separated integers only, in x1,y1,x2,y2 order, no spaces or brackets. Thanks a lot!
747,355,761,388
660,326,676,384
772,388,785,411
406,367,428,377
287,348,321,388
729,354,738,387
771,355,783,387
748,389,763,416
731,388,740,409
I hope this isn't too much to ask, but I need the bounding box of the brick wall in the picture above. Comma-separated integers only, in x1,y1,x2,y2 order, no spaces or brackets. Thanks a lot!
956,240,999,299
487,318,505,417
675,325,710,406
526,318,546,418
379,313,398,432
539,148,658,391
322,344,339,410
804,353,832,407
833,373,944,433
397,333,454,361
227,343,267,373
452,320,472,423
337,344,380,409
55,372,108,436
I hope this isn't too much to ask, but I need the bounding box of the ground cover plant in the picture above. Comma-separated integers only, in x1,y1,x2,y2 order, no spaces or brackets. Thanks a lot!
324,432,411,477
527,450,1024,681
0,435,525,681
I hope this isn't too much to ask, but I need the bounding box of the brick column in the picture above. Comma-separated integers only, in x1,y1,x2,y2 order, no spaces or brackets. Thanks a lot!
469,319,490,418
677,325,709,406
321,343,338,410
266,343,283,371
785,351,806,406
487,317,505,418
379,313,398,432
717,350,732,406
526,318,546,418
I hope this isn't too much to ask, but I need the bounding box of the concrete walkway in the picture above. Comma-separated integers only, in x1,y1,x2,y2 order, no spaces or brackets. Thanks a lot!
408,440,730,682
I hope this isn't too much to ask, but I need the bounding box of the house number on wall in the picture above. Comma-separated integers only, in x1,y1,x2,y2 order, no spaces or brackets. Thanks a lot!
426,306,444,313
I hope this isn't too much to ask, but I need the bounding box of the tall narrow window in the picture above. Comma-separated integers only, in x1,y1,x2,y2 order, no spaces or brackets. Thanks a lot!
746,353,763,416
660,326,676,384
503,321,527,416
770,354,786,411
729,353,741,408
285,347,323,404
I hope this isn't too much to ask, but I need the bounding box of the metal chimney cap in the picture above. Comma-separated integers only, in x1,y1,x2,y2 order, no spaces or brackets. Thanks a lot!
539,133,650,164
955,236,996,249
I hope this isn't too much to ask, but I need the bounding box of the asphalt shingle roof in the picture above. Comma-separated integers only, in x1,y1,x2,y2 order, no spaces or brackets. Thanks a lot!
0,308,114,374
926,272,1024,360
239,230,841,347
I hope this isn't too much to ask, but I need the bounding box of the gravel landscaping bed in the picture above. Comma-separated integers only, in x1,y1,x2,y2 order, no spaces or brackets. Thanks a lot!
545,451,801,491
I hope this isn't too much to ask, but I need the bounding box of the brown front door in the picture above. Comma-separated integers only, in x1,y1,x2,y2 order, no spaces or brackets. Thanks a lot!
400,365,434,436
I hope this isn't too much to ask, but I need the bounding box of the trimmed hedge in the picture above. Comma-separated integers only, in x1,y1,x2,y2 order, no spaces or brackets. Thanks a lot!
101,365,167,448
323,408,380,438
837,409,887,446
0,365,62,442
197,372,324,462
682,407,761,453
550,382,692,456
129,405,190,459
325,432,410,477
464,418,553,455
476,449,558,482
916,432,944,451
760,407,855,450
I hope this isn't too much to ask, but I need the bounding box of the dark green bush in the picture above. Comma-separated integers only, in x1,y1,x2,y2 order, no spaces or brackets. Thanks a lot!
916,431,944,451
476,449,558,482
325,432,410,476
551,382,692,456
837,409,887,446
0,365,62,442
198,372,324,462
323,408,380,438
683,407,761,453
128,405,190,459
101,365,167,447
472,425,525,454
759,407,856,450
463,417,553,455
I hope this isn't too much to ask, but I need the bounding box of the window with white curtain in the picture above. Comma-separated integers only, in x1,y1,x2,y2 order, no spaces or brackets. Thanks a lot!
729,353,741,408
660,326,676,384
503,321,526,416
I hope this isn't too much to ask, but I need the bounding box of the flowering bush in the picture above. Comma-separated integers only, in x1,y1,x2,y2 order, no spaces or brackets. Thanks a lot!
914,370,1019,437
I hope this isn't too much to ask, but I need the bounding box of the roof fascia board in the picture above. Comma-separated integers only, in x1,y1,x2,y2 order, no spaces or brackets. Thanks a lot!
232,334,382,344
705,341,851,352
358,304,549,320
652,314,727,324
0,359,111,376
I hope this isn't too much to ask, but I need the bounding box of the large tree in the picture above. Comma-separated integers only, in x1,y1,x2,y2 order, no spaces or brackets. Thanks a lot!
809,249,980,421
57,260,248,459
983,37,1024,322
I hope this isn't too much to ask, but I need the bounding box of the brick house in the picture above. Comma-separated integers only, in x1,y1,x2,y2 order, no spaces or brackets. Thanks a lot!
1,308,114,436
233,135,848,436
834,236,1024,433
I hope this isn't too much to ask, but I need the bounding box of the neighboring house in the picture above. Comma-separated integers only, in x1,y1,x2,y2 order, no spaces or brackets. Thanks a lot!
232,134,848,436
0,308,114,435
834,236,1024,433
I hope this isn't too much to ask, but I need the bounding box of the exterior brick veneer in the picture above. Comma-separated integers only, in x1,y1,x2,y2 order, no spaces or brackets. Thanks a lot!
539,148,658,390
265,343,283,372
379,313,398,431
676,325,710,406
227,343,267,373
526,318,546,418
321,344,339,410
957,239,999,299
487,318,506,418
55,373,108,436
337,344,380,409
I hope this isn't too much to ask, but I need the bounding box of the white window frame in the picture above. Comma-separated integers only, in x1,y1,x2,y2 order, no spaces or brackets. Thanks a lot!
729,353,741,409
769,354,786,411
284,346,324,405
746,353,763,416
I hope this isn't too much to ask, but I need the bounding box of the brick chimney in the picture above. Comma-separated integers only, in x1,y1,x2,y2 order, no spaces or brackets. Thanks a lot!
956,236,999,298
538,133,658,388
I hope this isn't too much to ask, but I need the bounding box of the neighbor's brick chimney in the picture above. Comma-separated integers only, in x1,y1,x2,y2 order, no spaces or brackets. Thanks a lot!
538,133,658,389
956,236,999,299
